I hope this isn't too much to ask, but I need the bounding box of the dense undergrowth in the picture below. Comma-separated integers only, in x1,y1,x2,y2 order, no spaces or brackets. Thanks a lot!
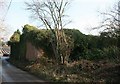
9,57,120,83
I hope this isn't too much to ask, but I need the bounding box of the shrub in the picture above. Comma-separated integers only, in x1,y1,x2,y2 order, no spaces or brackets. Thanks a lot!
82,49,105,60
103,46,120,60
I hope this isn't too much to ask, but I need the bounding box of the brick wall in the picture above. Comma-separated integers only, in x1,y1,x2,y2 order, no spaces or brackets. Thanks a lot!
26,42,44,61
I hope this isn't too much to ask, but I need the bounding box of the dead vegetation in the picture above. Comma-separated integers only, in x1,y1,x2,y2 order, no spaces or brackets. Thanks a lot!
9,57,120,83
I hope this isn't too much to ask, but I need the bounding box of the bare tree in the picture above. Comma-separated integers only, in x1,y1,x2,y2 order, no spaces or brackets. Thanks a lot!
0,0,5,9
0,0,12,42
94,1,120,38
26,0,73,65
92,1,120,48
0,0,6,34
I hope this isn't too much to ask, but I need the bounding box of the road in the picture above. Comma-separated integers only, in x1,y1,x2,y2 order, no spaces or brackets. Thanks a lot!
0,55,45,83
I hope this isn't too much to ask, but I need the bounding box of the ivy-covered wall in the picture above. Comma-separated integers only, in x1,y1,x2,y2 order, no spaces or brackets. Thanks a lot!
8,24,119,61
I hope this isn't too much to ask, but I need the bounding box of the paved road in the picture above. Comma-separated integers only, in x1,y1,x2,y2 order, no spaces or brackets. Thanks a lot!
0,56,45,83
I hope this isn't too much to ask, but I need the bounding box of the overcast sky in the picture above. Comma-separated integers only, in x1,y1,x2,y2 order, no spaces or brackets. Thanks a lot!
1,0,119,41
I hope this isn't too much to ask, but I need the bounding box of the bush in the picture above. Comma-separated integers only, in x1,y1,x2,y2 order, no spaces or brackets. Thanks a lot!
81,46,120,61
103,46,120,60
82,49,104,60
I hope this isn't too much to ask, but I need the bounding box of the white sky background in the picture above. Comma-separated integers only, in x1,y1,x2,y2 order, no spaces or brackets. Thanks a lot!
0,0,119,41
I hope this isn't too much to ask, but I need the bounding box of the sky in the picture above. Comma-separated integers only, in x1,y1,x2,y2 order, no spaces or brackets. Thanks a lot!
0,0,119,41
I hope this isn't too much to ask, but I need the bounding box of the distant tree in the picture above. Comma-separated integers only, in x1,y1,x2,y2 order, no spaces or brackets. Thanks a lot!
0,0,5,31
94,1,120,47
0,0,7,38
0,0,5,8
26,0,73,65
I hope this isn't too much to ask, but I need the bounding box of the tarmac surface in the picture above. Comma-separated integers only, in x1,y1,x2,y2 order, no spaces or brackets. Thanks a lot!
0,56,45,83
